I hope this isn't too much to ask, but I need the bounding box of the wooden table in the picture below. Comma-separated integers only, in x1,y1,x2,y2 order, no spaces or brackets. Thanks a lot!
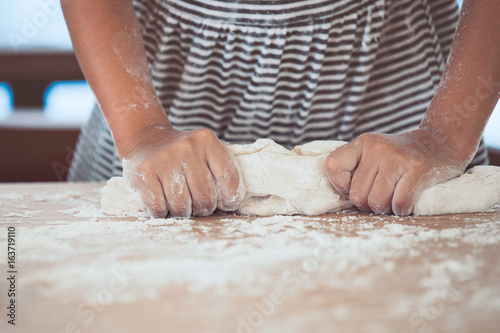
1,182,499,333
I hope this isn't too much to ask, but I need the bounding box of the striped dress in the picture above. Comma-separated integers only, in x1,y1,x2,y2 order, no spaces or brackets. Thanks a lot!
68,0,488,181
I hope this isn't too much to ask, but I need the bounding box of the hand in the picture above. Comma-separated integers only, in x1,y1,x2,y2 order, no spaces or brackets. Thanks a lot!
121,126,246,218
325,128,469,215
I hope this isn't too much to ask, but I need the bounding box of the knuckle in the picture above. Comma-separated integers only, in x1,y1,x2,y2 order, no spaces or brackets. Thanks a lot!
129,159,156,181
357,132,375,145
408,158,426,172
171,140,195,158
324,154,338,173
191,128,216,142
357,133,370,142
125,168,151,189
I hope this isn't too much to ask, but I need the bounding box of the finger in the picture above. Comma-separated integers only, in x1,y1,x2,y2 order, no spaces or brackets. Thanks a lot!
349,160,378,212
183,163,217,217
392,175,419,216
124,170,168,218
325,141,362,199
206,143,246,211
163,169,192,217
142,177,169,218
368,170,401,215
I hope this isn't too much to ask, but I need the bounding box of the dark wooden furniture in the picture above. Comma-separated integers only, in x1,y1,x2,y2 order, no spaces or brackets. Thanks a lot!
0,52,84,108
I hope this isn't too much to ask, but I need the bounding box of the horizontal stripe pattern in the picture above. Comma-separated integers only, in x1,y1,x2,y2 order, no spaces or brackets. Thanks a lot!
68,0,488,182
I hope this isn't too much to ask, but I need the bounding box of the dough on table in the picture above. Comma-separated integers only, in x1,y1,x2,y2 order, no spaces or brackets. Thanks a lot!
413,166,500,215
101,139,500,217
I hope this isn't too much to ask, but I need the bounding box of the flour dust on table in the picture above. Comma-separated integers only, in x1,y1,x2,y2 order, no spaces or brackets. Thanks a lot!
2,180,500,333
101,139,500,217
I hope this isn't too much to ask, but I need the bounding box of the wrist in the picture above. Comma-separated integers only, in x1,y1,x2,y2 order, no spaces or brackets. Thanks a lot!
418,122,479,166
107,104,173,159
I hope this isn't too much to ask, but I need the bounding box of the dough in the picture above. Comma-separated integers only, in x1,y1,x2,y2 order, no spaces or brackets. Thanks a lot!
413,166,500,216
230,139,352,215
101,139,500,216
100,176,147,218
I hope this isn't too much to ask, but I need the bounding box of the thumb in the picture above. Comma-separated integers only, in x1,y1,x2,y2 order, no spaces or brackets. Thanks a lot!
325,141,362,199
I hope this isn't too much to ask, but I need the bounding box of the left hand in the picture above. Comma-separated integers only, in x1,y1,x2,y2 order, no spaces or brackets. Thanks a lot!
325,128,470,215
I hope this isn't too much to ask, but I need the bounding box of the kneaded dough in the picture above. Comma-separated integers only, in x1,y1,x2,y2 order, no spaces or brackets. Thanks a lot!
100,177,147,217
230,139,352,215
101,139,500,217
413,166,500,216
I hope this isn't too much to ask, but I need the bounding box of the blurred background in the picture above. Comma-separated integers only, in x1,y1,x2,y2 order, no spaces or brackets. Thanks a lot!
0,0,498,182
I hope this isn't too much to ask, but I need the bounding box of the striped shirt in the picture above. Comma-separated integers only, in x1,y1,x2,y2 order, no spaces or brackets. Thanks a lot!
68,0,488,181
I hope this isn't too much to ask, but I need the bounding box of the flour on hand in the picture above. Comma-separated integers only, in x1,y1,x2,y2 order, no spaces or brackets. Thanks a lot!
101,139,500,216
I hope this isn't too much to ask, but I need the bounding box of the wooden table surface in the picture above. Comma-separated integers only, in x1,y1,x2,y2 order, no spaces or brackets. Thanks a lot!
0,182,499,333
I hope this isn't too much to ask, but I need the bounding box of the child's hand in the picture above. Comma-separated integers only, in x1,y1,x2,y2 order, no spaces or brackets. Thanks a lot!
325,128,469,215
121,127,246,218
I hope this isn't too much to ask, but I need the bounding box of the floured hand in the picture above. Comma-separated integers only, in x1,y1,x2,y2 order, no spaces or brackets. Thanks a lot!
121,126,245,217
102,138,500,217
325,128,468,216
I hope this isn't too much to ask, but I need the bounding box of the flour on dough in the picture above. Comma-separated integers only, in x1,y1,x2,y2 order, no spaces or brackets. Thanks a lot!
101,139,500,216
413,166,500,216
101,177,148,217
228,139,352,215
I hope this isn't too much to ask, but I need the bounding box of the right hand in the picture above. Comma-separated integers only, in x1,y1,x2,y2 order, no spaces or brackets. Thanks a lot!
121,126,246,218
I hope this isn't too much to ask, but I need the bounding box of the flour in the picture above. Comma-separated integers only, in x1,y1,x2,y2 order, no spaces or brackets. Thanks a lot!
0,220,22,224
101,178,148,217
1,191,499,333
6,214,499,304
59,205,108,218
33,191,83,202
3,210,42,218
12,204,30,209
414,166,500,215
0,192,24,200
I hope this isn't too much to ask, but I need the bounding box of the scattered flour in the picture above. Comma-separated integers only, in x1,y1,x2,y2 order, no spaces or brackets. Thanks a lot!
1,176,499,332
3,210,42,218
59,205,108,218
0,200,499,333
0,192,24,200
33,191,83,202
4,212,499,307
13,204,30,209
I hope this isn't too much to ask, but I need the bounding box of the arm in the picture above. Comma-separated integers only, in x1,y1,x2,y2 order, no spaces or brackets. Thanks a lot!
62,0,245,217
420,0,500,160
326,0,500,215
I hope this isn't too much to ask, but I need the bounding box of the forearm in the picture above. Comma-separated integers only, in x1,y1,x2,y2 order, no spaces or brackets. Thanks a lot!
421,0,500,162
61,0,170,157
